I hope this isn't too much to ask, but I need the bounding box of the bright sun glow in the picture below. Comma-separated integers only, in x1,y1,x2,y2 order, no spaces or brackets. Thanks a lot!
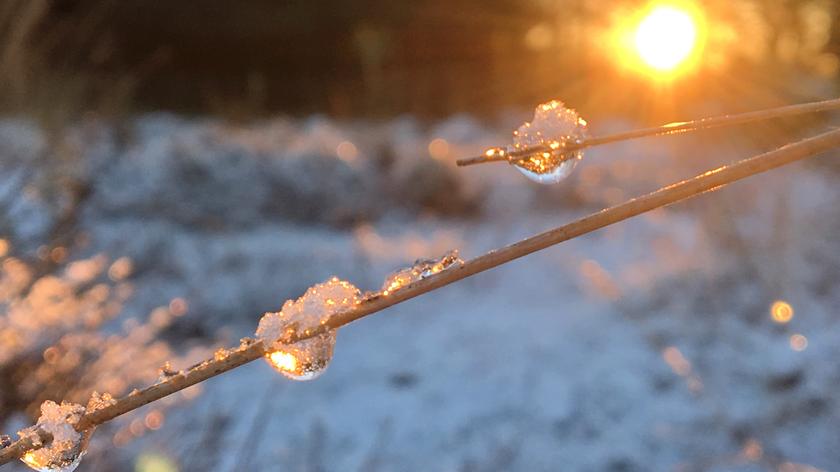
634,5,698,72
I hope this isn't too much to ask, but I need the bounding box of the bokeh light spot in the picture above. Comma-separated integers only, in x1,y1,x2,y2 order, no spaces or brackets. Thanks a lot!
428,138,450,160
790,334,808,352
136,452,179,472
770,300,794,324
336,140,358,162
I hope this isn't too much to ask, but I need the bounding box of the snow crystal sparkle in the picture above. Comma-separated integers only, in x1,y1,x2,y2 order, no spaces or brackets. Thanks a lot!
256,277,360,381
85,392,116,413
18,401,91,472
380,250,464,296
510,100,588,184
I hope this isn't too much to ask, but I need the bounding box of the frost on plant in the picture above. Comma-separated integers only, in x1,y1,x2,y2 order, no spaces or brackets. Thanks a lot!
379,250,463,296
255,277,360,381
510,99,588,184
85,391,117,412
157,361,183,383
18,401,90,472
213,348,230,361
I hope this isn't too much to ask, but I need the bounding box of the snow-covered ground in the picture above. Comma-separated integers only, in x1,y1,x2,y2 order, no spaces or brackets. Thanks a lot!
1,112,839,471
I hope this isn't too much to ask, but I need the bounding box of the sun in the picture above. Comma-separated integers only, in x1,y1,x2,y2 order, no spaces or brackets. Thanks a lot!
634,4,701,73
608,1,706,79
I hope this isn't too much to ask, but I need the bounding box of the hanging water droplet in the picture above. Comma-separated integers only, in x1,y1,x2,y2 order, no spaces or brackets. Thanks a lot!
380,250,463,295
265,331,336,381
19,401,91,472
256,277,360,381
511,100,588,184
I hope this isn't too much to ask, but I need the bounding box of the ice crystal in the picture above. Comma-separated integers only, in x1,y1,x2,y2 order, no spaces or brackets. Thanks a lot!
483,147,508,160
380,250,463,296
19,401,90,472
85,391,116,412
157,362,180,382
213,348,229,361
255,277,360,381
510,99,588,184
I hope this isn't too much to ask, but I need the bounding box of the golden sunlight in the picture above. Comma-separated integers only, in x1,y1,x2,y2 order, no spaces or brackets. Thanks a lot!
21,452,40,469
634,5,697,71
268,350,298,373
613,1,705,79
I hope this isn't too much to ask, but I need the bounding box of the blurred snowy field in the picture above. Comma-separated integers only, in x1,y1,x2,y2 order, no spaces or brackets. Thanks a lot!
1,112,839,471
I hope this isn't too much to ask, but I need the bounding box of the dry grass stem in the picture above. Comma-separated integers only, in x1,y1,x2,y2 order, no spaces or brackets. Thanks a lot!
3,126,840,467
0,429,51,465
456,97,840,166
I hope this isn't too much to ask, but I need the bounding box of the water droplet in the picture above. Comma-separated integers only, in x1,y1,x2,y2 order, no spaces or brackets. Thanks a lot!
256,278,360,381
511,100,588,184
19,401,91,472
380,250,463,295
265,331,336,380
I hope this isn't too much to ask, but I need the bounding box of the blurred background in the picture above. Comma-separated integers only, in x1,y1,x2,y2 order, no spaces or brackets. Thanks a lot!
1,0,840,471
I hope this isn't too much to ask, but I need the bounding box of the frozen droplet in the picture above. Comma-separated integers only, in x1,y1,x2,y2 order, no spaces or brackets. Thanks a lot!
511,99,587,184
19,401,91,472
256,277,360,381
380,250,463,295
265,331,336,381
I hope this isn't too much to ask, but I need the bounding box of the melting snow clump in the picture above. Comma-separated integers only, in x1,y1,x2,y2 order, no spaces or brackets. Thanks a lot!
256,277,360,381
18,401,90,472
511,99,588,184
380,250,463,295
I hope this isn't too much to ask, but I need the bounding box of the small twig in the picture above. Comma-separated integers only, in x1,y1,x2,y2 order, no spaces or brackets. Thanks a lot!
3,127,840,467
456,97,840,166
0,429,51,464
